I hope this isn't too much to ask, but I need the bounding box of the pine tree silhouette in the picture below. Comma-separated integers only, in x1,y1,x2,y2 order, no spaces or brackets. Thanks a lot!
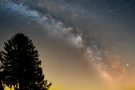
0,33,51,90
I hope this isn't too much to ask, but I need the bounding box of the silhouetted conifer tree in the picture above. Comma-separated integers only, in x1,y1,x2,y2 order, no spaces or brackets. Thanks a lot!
0,33,51,90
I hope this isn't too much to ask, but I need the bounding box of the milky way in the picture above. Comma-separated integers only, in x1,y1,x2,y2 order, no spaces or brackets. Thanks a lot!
0,0,135,90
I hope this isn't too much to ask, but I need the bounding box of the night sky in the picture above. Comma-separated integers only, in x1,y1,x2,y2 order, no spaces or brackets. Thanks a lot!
0,0,135,90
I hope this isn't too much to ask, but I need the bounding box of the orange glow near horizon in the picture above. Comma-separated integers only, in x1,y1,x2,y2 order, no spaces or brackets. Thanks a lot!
3,77,135,90
4,85,14,90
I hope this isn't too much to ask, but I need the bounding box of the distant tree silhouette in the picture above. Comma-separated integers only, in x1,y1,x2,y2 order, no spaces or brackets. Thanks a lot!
0,33,51,90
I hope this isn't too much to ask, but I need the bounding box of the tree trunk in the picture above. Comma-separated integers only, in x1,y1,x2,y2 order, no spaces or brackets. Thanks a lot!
0,81,4,90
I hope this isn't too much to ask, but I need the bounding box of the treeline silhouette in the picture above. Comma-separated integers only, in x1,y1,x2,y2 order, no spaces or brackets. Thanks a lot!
0,33,51,90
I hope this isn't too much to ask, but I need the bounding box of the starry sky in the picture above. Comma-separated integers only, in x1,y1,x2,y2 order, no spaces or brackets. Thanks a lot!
0,0,135,90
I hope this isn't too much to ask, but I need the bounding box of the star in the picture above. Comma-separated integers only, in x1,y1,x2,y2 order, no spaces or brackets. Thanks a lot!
126,64,129,67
